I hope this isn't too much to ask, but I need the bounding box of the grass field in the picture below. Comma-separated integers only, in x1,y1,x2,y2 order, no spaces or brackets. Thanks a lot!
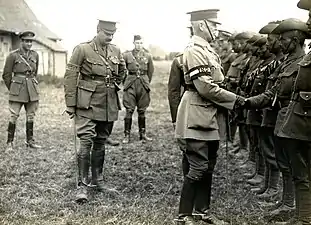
0,61,280,225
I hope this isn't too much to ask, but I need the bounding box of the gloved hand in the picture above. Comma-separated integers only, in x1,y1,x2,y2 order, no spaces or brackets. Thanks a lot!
66,106,76,119
173,122,176,130
234,95,246,109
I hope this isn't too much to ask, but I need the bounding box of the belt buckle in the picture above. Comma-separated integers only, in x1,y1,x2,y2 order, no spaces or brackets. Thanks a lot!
137,70,141,77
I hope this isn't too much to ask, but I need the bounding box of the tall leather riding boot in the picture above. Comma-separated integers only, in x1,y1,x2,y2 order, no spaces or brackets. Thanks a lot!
178,177,196,216
6,122,16,151
251,163,270,194
247,150,265,185
90,144,105,191
194,172,213,213
26,121,42,149
268,172,295,221
138,117,152,142
76,154,90,203
122,118,132,144
258,166,280,201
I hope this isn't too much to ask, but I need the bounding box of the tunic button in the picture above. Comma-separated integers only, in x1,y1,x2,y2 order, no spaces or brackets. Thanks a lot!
305,112,308,115
306,95,309,98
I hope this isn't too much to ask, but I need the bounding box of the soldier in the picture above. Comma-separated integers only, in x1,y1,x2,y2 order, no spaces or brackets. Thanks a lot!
2,31,41,150
273,1,311,224
226,31,253,151
175,9,245,225
168,26,193,178
63,19,126,202
244,18,308,222
122,35,154,143
222,33,237,76
250,22,284,201
239,35,266,186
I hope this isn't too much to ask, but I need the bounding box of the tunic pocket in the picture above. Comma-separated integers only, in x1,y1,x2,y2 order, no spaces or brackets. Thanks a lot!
187,95,218,130
298,91,311,109
9,77,24,96
76,80,97,109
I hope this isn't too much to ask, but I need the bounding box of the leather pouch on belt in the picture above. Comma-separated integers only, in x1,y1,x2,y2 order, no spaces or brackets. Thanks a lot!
76,79,97,109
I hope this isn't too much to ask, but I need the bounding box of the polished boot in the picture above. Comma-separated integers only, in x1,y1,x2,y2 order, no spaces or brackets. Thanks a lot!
178,177,196,217
75,155,90,203
138,117,152,142
25,121,42,149
247,151,265,185
194,172,213,213
267,173,295,221
90,145,105,191
6,122,16,151
122,118,132,144
258,167,280,201
251,164,270,194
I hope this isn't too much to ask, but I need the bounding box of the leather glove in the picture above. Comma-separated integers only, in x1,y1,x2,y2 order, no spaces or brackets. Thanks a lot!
66,106,76,119
234,95,246,109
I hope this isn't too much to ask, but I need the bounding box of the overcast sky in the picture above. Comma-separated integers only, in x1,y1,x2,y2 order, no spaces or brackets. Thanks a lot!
26,0,309,54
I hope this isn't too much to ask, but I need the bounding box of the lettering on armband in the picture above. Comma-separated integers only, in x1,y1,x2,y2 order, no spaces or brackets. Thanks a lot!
187,65,212,80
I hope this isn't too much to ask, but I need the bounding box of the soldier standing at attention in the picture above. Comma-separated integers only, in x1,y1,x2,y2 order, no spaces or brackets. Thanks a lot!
244,18,308,223
2,31,41,150
64,19,126,203
175,9,245,225
122,35,154,144
274,1,311,224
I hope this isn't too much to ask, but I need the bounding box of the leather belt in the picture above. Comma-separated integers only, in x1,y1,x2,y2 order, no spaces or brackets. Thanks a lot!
82,74,115,84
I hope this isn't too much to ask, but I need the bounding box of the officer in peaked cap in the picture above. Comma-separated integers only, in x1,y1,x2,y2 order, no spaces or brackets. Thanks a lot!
273,2,311,224
244,18,308,223
122,34,154,144
63,18,126,203
2,29,41,152
19,31,35,40
97,19,117,34
174,8,245,225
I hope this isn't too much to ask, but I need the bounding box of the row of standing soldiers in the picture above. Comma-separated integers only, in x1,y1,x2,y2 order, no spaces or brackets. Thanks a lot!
168,1,311,224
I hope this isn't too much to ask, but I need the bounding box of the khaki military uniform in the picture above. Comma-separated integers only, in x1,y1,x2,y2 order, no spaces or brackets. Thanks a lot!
2,48,40,122
122,48,154,141
123,49,154,117
2,47,40,147
247,49,305,210
64,38,125,189
175,35,237,216
278,51,311,223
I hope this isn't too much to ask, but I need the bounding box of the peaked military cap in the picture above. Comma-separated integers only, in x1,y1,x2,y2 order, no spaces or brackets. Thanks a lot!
19,31,35,40
97,19,117,34
297,0,311,10
246,34,262,43
134,35,142,41
235,31,254,40
259,22,280,34
271,18,310,37
187,9,221,25
253,35,268,46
